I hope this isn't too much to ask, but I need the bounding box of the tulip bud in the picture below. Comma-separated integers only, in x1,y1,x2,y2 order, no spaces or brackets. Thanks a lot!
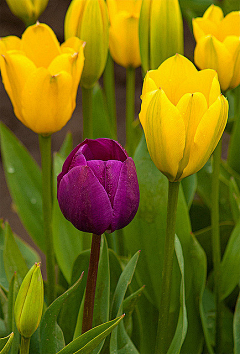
14,263,44,338
64,0,109,88
139,0,184,73
57,138,140,235
107,0,142,68
5,0,48,26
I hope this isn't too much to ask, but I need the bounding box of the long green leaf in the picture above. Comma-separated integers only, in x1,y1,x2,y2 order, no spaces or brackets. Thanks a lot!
8,274,19,354
57,316,124,354
0,123,44,251
234,292,240,353
0,333,14,354
40,274,84,354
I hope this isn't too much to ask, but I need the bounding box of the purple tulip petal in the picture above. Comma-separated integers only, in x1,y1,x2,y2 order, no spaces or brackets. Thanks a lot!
87,160,106,188
57,165,113,235
86,139,128,161
105,160,123,207
111,158,140,232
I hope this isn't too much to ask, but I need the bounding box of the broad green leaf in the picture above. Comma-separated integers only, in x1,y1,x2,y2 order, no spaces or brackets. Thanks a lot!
0,222,9,291
57,316,124,354
92,83,116,140
0,123,44,251
0,333,14,354
59,131,73,158
110,251,140,354
220,220,240,300
181,174,197,209
3,223,28,285
7,274,19,354
234,292,240,353
40,274,84,354
52,153,83,284
167,236,187,354
229,177,240,223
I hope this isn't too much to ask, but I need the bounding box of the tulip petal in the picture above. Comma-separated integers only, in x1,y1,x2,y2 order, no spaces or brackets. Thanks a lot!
64,0,85,39
203,4,224,23
144,88,185,181
147,54,197,106
194,35,234,91
176,92,208,179
111,158,139,232
109,12,141,68
0,36,21,53
176,69,220,106
21,67,73,134
58,165,112,235
21,23,61,68
220,11,240,39
181,95,228,179
0,51,36,125
224,36,240,89
105,160,123,206
84,138,128,161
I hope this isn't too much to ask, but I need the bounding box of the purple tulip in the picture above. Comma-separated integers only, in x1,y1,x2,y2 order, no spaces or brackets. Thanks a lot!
57,138,140,235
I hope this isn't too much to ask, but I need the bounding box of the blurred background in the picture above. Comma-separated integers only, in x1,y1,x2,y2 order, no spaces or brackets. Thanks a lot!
0,0,196,269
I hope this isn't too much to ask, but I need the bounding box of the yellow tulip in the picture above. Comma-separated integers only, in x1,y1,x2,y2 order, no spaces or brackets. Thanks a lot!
139,0,183,73
5,0,48,26
65,0,109,89
139,54,228,182
107,0,142,68
0,23,85,134
193,5,240,91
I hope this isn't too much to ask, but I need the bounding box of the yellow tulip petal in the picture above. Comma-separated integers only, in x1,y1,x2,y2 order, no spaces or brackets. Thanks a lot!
220,11,240,40
109,12,141,68
181,95,228,179
194,35,234,91
175,92,208,179
224,36,240,89
61,37,85,53
192,18,220,41
141,72,159,97
0,36,21,53
64,0,85,39
0,51,36,125
144,88,185,181
21,23,61,68
139,90,158,130
176,69,220,106
203,4,223,23
149,54,197,106
107,0,141,21
21,68,73,134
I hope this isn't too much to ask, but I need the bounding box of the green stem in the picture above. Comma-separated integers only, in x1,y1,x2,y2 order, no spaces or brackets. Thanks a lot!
211,139,222,353
82,233,102,334
20,336,30,354
126,66,135,156
228,85,240,174
38,134,56,304
82,86,93,140
155,181,180,354
103,52,117,138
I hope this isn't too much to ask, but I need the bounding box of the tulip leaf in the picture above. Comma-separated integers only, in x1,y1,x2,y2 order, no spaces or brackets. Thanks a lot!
233,292,240,353
56,316,124,354
0,222,9,291
110,251,140,354
181,173,197,209
220,219,240,300
59,131,73,159
52,153,84,284
92,83,116,140
0,332,14,354
0,123,44,251
229,177,240,223
40,274,84,354
3,222,28,285
167,236,187,354
7,273,20,354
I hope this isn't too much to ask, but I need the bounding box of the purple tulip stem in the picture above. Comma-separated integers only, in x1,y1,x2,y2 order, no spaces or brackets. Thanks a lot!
82,233,102,334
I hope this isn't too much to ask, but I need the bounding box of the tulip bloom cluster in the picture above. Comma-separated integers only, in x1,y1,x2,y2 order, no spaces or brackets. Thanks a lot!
0,23,85,134
57,138,140,235
139,54,228,182
193,5,240,91
107,0,142,68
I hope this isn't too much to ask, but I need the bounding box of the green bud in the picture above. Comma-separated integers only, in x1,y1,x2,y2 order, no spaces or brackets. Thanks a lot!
5,0,49,27
139,0,184,74
64,0,109,89
14,263,44,338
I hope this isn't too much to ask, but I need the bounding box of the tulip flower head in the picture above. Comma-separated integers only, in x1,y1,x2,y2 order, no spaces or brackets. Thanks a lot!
193,5,240,91
5,0,48,26
107,0,142,68
139,54,228,182
57,138,140,235
0,23,85,134
64,0,109,88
